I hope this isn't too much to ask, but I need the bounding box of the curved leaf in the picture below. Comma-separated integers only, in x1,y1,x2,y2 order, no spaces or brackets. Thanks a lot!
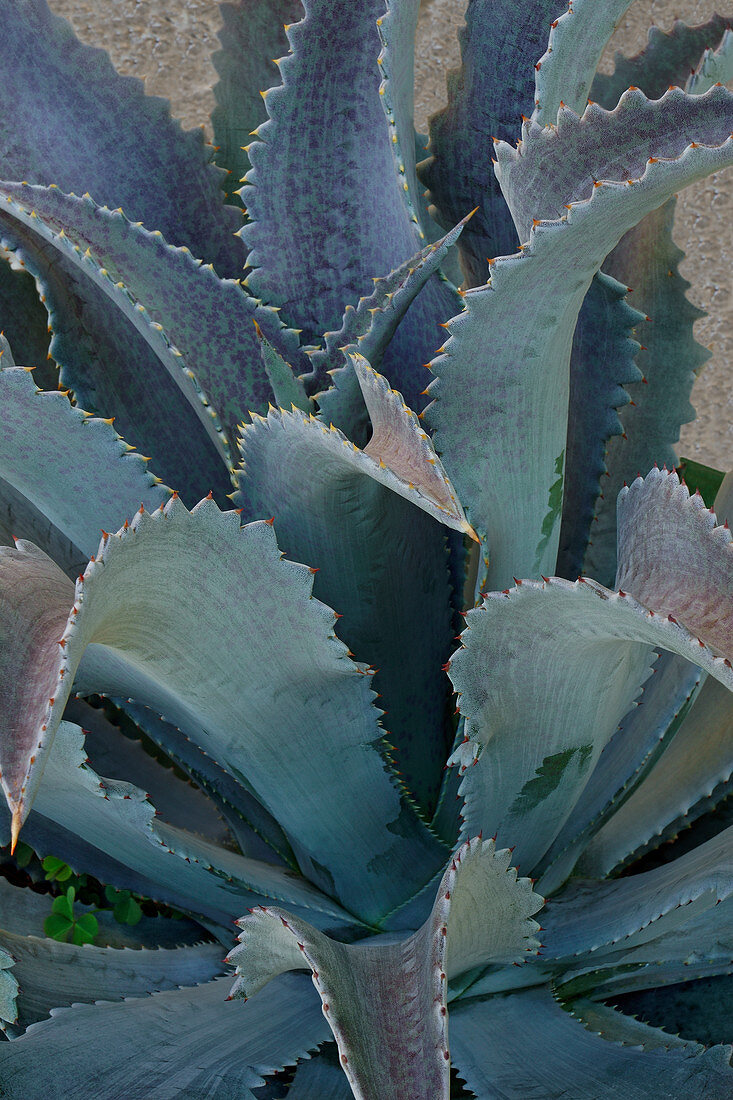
537,651,703,894
419,0,566,286
0,251,53,388
0,202,232,503
211,0,303,209
1,498,446,922
0,973,328,1099
580,674,733,877
240,0,459,414
0,0,244,276
545,825,733,963
1,930,225,1031
449,575,733,873
426,122,733,589
227,837,542,1100
0,359,168,562
532,0,633,125
450,986,733,1099
0,181,307,445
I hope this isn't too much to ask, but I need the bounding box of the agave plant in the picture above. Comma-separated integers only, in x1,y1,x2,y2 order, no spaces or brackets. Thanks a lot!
0,0,732,1095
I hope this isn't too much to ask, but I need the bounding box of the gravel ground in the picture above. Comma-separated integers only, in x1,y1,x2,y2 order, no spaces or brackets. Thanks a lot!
47,0,732,468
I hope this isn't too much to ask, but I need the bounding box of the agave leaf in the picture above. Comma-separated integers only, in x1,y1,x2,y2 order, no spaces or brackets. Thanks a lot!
0,948,18,1029
0,207,232,504
0,251,53,389
288,1047,354,1098
426,121,733,590
111,698,296,868
63,697,231,848
449,575,733,874
0,358,168,563
240,0,459,413
544,825,733,962
614,467,733,656
235,360,473,809
254,324,311,414
419,0,566,287
532,0,633,125
451,986,733,1098
227,837,542,1100
1,499,446,921
495,86,733,242
556,271,644,579
688,29,733,95
572,896,733,998
308,215,468,439
0,930,225,1032
0,973,329,1099
579,676,733,877
583,199,709,585
0,0,244,277
2,721,345,929
376,0,424,235
536,651,703,894
590,16,733,107
0,182,308,445
211,0,304,208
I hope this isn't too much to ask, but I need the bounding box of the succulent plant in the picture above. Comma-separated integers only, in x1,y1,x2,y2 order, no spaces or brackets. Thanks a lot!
0,0,732,1096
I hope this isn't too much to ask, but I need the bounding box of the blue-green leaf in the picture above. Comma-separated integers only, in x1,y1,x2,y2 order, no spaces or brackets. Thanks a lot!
0,974,329,1098
450,986,733,1099
1,499,446,922
228,837,542,1100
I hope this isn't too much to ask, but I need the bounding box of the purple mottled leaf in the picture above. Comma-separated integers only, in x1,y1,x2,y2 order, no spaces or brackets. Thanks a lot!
0,0,244,277
240,0,459,415
420,0,566,287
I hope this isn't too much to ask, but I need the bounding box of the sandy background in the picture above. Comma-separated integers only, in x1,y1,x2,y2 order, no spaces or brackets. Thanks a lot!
48,0,732,468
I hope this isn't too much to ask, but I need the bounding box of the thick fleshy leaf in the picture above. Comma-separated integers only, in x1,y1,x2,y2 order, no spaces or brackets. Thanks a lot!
235,372,468,810
537,651,703,894
227,837,542,1100
376,0,423,236
2,498,446,922
688,28,733,95
7,721,345,929
450,986,733,1099
0,360,168,563
496,86,733,241
532,0,633,125
544,827,733,978
419,0,566,287
449,576,733,872
0,252,53,388
616,467,733,656
426,126,733,590
63,697,231,847
211,0,303,208
0,973,329,1099
0,0,244,276
580,676,733,877
308,215,468,428
240,0,459,415
0,204,232,503
556,271,644,579
254,324,311,414
590,16,733,108
0,182,307,445
1,930,225,1031
288,1047,354,1098
0,947,18,1028
111,698,296,868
